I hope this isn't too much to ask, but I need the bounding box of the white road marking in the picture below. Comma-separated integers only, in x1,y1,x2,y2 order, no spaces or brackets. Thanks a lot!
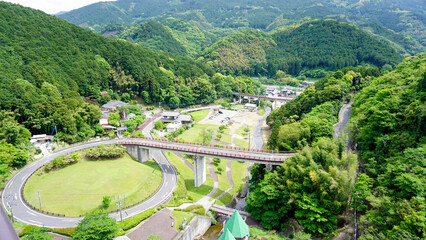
21,175,28,181
26,210,36,216
30,220,42,224
9,180,13,186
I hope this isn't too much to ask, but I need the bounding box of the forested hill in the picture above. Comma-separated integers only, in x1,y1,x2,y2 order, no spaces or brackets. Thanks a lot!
59,0,425,54
350,54,425,239
0,2,217,137
202,20,403,76
114,21,188,56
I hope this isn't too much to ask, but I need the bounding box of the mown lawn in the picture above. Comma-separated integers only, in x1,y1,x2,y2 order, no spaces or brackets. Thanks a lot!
24,155,162,216
210,159,230,200
164,152,214,202
216,161,249,205
235,138,249,149
178,124,219,144
189,109,209,123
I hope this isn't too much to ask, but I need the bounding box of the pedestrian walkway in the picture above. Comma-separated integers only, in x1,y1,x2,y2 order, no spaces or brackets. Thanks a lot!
127,208,178,240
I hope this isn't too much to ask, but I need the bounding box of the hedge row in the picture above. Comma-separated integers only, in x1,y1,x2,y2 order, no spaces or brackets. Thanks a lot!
118,207,156,231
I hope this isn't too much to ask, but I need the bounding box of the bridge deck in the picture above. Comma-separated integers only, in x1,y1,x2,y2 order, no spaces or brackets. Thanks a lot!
233,92,295,102
119,138,296,165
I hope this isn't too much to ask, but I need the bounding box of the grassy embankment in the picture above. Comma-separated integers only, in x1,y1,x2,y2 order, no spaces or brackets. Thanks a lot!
24,155,162,216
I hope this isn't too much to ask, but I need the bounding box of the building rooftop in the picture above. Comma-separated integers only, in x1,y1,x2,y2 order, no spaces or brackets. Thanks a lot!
223,211,249,238
219,229,236,240
177,114,192,122
162,111,180,117
127,113,136,119
101,101,128,109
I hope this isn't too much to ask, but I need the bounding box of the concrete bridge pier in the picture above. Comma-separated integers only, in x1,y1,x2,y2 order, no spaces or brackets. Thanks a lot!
266,164,273,172
126,145,151,162
194,155,207,187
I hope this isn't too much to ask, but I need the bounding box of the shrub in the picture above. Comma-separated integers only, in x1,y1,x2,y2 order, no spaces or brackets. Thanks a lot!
131,131,145,138
86,144,126,160
212,158,221,166
102,196,112,208
44,153,80,173
49,227,76,237
175,205,206,215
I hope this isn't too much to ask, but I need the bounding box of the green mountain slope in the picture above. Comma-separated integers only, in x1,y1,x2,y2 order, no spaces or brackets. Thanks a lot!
59,0,425,54
116,21,188,56
0,2,215,137
350,53,425,240
102,18,219,58
202,20,403,76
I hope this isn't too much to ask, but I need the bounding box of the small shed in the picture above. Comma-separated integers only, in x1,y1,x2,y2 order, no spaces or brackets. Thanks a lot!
177,114,192,124
162,111,180,123
244,103,257,112
30,134,53,144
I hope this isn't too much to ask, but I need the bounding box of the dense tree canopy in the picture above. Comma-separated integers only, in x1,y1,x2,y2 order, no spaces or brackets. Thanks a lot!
350,54,425,239
202,21,402,76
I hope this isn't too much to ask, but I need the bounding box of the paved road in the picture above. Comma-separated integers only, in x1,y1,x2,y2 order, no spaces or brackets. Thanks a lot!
1,139,177,228
333,102,353,137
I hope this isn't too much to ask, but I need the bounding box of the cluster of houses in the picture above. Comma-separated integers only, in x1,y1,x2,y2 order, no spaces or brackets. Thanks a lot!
99,100,131,135
161,111,192,132
265,86,297,97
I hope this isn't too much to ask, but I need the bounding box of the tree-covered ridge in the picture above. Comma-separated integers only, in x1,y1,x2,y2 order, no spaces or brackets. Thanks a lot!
117,21,188,56
201,20,402,76
266,66,383,151
59,0,425,54
350,54,425,239
102,18,219,58
201,29,275,75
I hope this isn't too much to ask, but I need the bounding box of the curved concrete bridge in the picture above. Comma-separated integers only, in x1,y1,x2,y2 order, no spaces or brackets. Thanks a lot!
121,137,296,187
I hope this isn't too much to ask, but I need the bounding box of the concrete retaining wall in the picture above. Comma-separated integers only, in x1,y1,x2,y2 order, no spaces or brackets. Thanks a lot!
174,216,211,240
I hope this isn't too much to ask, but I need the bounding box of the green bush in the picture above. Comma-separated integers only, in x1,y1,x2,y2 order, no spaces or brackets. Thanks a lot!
49,227,76,237
44,152,80,172
118,207,155,231
86,144,126,160
175,205,206,215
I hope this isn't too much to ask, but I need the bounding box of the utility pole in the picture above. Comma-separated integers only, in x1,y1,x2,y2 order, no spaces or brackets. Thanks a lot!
55,126,59,147
238,86,241,103
38,191,42,209
257,89,261,108
248,131,251,150
117,195,123,222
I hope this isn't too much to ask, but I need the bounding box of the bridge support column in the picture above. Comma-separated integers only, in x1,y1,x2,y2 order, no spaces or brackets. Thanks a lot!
126,145,151,162
266,164,273,172
194,155,206,187
137,147,151,162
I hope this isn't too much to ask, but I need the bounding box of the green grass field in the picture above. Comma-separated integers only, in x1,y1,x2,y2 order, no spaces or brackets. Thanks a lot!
189,109,209,123
237,125,250,136
178,124,218,144
23,155,162,216
165,152,213,202
219,134,232,144
235,138,249,149
216,161,249,206
172,211,195,231
210,159,231,200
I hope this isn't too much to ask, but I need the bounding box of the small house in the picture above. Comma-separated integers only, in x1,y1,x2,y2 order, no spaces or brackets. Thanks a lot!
30,134,53,145
101,100,129,112
161,111,180,123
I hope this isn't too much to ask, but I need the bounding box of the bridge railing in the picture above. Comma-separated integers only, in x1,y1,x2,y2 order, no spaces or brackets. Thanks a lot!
120,138,297,162
120,137,296,155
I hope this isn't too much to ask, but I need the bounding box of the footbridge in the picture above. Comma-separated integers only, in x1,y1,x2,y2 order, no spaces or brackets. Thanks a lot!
120,138,296,187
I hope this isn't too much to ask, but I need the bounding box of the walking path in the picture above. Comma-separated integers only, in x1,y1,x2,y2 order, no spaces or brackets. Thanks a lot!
127,208,177,240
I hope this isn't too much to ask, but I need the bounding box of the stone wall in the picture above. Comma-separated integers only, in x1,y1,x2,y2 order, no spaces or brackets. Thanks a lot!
174,216,211,240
